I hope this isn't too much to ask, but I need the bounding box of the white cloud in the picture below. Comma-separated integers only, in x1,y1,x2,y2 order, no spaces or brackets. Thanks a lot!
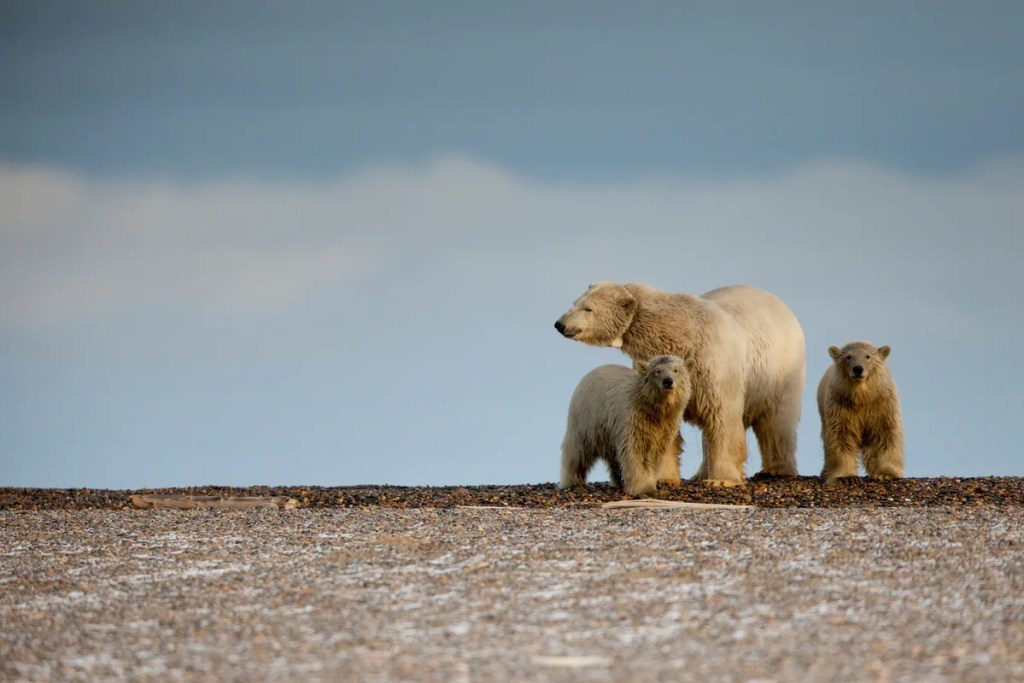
2,155,1021,336
0,165,382,323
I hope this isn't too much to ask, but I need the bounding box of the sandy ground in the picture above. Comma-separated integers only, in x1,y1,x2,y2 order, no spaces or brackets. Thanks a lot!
2,506,1022,682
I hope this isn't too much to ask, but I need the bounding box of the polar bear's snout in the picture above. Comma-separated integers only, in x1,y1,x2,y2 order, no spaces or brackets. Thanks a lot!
851,364,865,379
554,318,578,338
662,377,675,389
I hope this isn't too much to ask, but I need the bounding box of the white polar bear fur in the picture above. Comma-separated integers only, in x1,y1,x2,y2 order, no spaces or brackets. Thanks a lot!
560,356,691,496
818,341,905,484
555,282,806,485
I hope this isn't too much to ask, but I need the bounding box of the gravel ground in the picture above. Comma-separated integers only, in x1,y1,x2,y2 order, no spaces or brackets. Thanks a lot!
2,504,1022,682
3,476,1024,510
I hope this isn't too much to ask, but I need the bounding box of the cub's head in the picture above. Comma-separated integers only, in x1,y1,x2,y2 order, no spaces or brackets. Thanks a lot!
828,341,891,382
636,355,691,399
553,282,637,348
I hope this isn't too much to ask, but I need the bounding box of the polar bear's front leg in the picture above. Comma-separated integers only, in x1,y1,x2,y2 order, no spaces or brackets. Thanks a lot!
821,426,859,485
655,432,683,487
619,456,658,497
695,416,747,487
617,435,659,496
862,440,905,480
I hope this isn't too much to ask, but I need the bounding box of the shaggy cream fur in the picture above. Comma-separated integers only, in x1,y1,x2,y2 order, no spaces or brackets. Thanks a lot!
818,341,905,484
556,282,805,486
560,355,691,496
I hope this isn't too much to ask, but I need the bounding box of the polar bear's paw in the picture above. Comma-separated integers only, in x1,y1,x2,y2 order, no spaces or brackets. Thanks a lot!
702,478,745,488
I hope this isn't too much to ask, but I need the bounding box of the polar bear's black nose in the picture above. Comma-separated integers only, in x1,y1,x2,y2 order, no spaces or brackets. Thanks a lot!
554,320,566,334
852,365,864,377
662,377,674,389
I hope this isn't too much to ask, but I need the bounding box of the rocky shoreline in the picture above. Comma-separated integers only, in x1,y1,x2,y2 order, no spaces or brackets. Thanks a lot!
3,475,1022,510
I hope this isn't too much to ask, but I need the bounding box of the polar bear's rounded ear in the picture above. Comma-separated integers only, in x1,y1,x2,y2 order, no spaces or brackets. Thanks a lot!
828,346,842,361
878,345,891,360
635,359,649,374
619,291,637,312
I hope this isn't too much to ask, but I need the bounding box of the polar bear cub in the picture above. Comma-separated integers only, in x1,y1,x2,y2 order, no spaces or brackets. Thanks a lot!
560,355,691,496
818,341,905,484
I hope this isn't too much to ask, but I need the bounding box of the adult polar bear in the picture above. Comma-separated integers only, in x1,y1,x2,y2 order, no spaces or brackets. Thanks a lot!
554,282,805,486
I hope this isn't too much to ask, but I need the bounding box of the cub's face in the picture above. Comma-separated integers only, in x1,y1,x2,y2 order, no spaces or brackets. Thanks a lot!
828,342,891,381
554,282,637,347
637,355,690,394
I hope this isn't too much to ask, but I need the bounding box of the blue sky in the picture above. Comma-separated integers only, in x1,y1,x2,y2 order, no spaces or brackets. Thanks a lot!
2,1,1023,487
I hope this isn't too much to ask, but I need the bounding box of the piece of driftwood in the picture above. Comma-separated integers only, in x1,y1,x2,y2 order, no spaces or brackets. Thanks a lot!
130,494,299,510
531,655,612,668
454,505,528,510
601,498,754,510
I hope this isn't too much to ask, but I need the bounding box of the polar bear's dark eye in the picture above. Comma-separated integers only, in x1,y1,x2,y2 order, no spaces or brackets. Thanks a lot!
865,355,871,360
845,355,852,361
582,307,593,313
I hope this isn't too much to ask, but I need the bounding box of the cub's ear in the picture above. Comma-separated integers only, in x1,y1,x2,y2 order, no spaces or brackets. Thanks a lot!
877,345,891,360
634,360,649,374
828,346,842,361
619,290,637,312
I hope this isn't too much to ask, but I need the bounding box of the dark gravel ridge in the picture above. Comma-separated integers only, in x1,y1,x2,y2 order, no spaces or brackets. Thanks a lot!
2,476,1022,510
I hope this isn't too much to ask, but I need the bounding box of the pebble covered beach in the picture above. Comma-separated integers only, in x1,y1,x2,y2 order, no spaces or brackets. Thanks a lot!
3,475,1023,511
3,478,1023,682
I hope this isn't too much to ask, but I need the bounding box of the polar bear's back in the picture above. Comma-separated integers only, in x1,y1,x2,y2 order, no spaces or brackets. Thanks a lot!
565,364,636,441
